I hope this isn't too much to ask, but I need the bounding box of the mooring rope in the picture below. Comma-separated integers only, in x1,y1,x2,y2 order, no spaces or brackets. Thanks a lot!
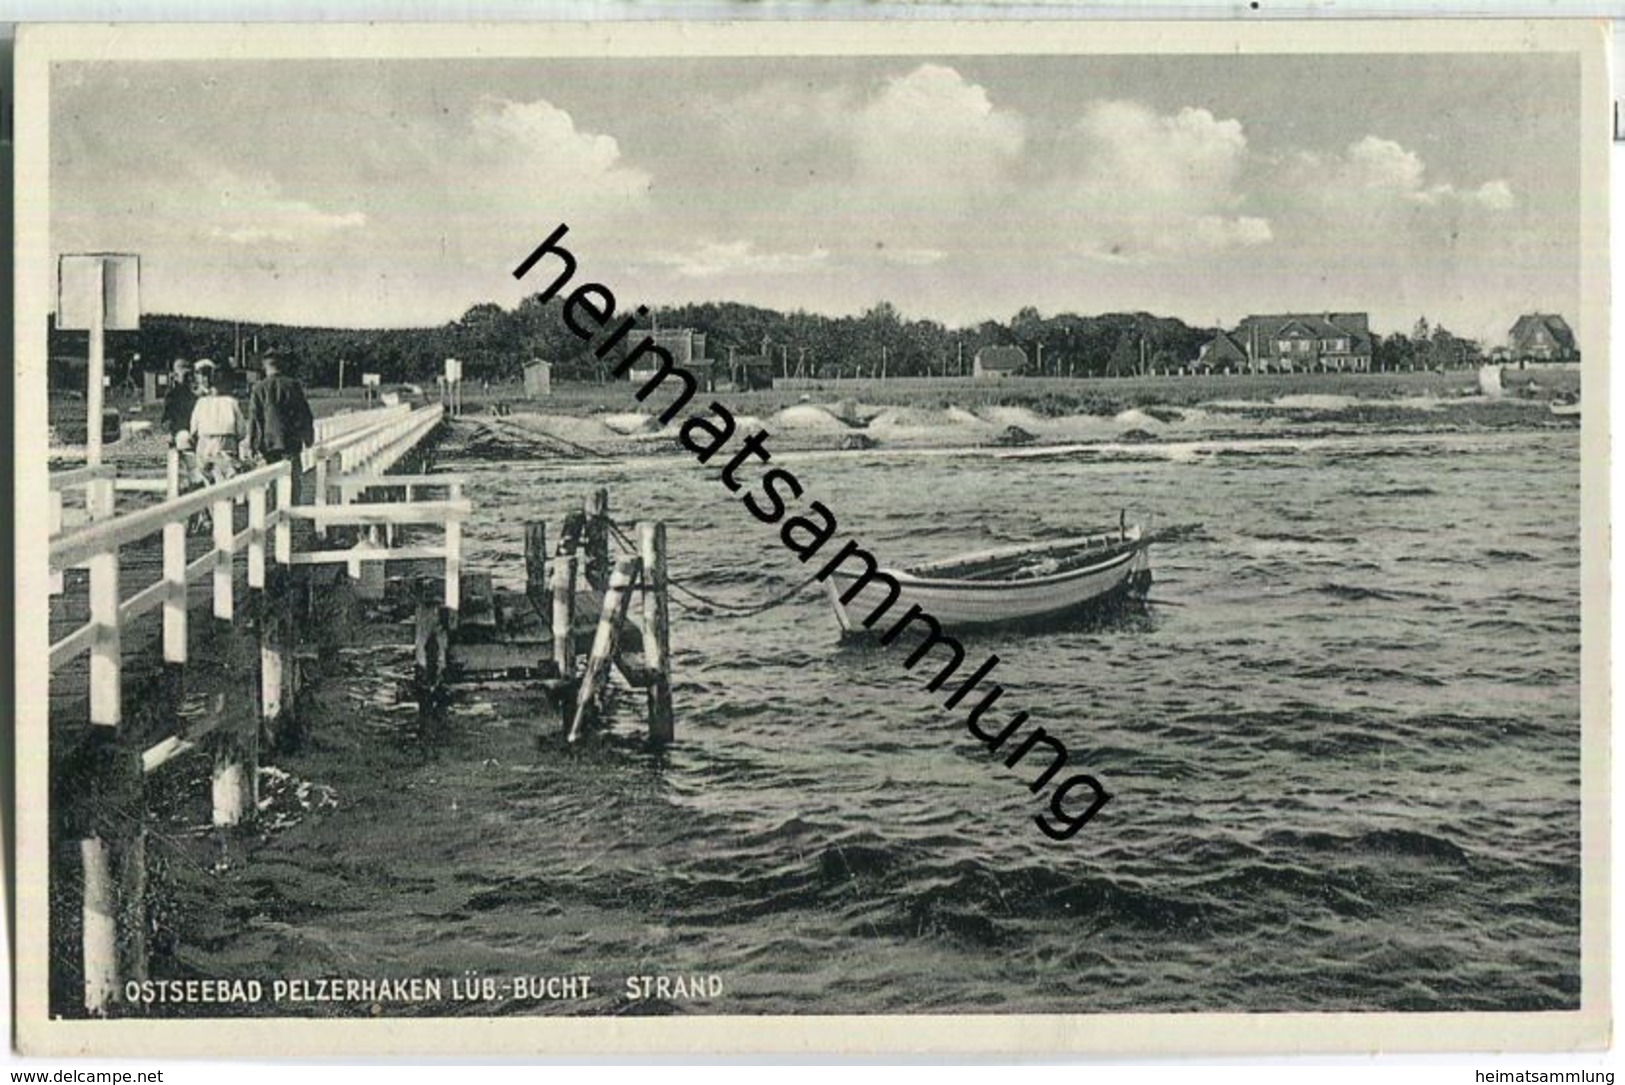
664,574,819,618
602,517,816,618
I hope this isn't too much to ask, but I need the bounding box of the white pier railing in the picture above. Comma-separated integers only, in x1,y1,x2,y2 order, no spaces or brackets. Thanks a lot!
48,402,461,728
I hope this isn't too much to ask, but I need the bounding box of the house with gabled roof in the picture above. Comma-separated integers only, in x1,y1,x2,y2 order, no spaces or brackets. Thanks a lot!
973,345,1027,378
1507,314,1578,363
1193,331,1250,372
1195,313,1373,373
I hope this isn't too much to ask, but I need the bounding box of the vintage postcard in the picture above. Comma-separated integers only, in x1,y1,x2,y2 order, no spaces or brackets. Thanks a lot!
12,19,1611,1057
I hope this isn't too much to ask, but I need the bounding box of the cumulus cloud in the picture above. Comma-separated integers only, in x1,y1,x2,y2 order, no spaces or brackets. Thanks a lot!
876,246,948,266
1293,135,1515,212
641,239,830,278
464,96,652,219
1042,100,1272,260
205,179,367,245
849,64,1025,197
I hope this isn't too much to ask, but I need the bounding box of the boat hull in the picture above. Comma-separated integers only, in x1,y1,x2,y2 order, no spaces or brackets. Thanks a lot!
826,542,1151,634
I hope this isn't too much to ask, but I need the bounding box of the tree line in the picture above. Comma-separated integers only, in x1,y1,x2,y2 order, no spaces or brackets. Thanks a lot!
46,298,1484,389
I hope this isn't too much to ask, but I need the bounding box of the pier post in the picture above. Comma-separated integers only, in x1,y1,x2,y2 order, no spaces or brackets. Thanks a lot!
413,579,451,714
69,733,147,1016
445,516,463,611
211,725,257,830
568,555,640,744
313,452,330,539
212,495,234,620
166,448,181,499
49,488,63,594
247,485,267,589
551,550,578,677
584,489,610,593
88,544,121,729
525,522,548,618
274,471,294,565
638,521,674,745
259,569,296,752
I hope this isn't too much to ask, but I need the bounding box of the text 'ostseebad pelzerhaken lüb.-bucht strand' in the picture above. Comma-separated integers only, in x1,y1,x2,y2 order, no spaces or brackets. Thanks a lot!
512,223,1114,841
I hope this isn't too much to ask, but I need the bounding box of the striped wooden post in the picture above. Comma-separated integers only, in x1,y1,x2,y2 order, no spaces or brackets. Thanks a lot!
638,521,674,745
88,545,120,729
568,555,640,744
445,516,462,611
75,712,147,1015
247,485,267,589
275,470,293,564
525,522,547,618
213,496,233,621
313,453,329,539
162,520,187,664
551,551,577,676
583,489,610,592
49,489,63,595
88,475,115,522
79,838,118,1012
212,726,256,829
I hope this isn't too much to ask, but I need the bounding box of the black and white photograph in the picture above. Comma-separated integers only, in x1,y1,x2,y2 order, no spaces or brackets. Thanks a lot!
12,19,1610,1057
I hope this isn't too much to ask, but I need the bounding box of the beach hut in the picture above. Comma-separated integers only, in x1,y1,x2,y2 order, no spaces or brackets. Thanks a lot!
523,359,552,398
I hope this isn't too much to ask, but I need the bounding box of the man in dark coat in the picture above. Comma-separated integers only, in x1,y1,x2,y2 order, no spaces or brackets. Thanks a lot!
161,358,196,444
248,353,316,504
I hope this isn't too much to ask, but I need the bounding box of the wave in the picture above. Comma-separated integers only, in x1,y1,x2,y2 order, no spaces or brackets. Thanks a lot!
1352,486,1438,498
1262,827,1472,866
1313,582,1426,603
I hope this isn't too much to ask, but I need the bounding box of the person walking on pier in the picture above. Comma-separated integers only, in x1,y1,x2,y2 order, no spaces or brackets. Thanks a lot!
186,360,245,534
189,360,245,482
248,352,315,505
162,357,196,445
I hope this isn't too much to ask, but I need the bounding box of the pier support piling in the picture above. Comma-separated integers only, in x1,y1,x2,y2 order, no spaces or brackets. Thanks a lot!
67,734,147,1016
568,554,640,744
583,489,610,593
638,521,674,745
525,522,548,618
551,550,578,678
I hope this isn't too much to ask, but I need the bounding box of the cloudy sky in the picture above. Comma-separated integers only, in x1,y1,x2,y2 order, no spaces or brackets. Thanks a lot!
51,53,1580,342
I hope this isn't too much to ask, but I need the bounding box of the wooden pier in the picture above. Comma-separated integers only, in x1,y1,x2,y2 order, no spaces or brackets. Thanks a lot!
47,407,677,1017
47,402,462,1016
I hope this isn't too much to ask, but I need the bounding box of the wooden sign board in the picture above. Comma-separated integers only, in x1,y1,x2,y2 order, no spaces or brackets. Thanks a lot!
444,358,462,382
56,254,141,331
361,373,382,388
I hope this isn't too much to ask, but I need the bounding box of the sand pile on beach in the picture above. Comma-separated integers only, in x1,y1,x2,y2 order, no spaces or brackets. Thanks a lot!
599,412,661,435
976,405,1050,431
771,404,851,431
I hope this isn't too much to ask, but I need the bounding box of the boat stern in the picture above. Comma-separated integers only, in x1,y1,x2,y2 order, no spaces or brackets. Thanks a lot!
1127,542,1154,596
825,577,857,636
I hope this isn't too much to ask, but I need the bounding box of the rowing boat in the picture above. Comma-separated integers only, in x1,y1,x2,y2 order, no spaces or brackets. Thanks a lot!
825,525,1153,634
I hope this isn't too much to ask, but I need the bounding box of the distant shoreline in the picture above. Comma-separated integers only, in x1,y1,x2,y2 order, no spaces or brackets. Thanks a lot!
423,365,1583,420
48,366,1581,465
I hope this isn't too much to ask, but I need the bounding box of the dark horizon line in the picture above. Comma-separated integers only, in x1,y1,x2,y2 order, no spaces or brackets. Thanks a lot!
43,302,1526,342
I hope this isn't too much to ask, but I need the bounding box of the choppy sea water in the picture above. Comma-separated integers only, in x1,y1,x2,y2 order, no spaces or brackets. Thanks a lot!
161,411,1582,1015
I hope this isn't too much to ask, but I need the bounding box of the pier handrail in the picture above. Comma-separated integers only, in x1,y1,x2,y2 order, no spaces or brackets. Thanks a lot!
47,405,436,569
313,404,411,443
47,403,421,523
49,459,288,570
49,403,452,720
48,464,117,492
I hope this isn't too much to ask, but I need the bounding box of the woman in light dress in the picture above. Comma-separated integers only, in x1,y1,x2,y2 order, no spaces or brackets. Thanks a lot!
186,360,245,533
188,359,245,484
